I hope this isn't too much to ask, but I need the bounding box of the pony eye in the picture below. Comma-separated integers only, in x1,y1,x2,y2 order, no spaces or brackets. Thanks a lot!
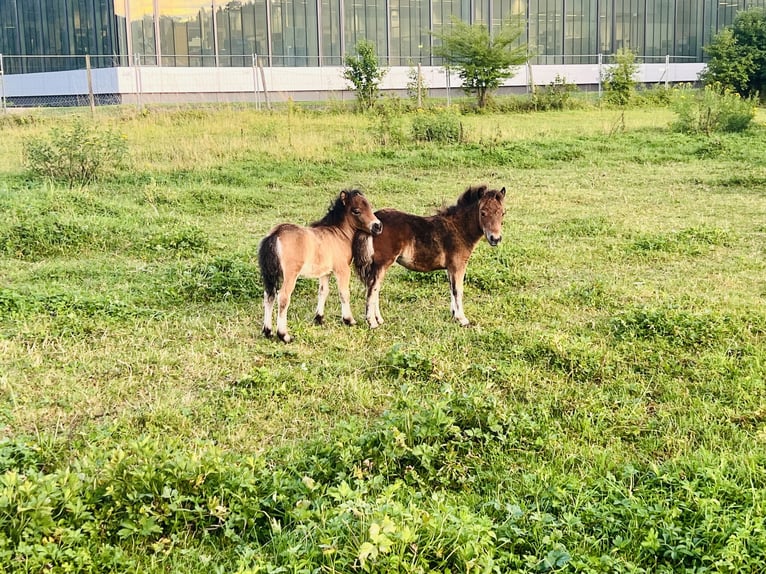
352,209,361,215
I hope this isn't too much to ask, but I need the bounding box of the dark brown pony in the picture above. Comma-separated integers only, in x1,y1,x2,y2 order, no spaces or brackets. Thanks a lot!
353,184,506,328
259,189,382,343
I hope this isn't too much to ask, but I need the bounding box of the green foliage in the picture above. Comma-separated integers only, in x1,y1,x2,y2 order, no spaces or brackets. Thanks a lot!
343,40,387,111
609,306,734,349
143,225,209,256
411,109,463,143
23,120,128,187
2,107,766,573
533,74,579,111
672,85,756,134
176,256,260,301
0,216,98,260
602,48,639,106
701,8,766,99
380,345,433,380
406,65,429,105
432,17,528,109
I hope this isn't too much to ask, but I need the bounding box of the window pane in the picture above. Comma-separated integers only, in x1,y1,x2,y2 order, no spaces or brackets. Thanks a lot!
565,0,597,63
344,0,387,65
271,0,318,66
646,0,674,58
320,0,341,65
390,0,428,65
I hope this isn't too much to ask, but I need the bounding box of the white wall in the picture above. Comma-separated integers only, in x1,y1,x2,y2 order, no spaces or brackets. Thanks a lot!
2,63,706,103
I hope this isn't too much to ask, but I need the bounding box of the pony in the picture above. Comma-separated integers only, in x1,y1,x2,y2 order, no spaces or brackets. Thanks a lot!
259,189,382,343
352,184,506,328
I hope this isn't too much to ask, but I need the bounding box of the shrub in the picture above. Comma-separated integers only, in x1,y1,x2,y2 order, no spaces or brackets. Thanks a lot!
602,48,638,106
671,85,756,134
411,110,463,143
23,120,128,187
534,74,579,111
343,40,387,111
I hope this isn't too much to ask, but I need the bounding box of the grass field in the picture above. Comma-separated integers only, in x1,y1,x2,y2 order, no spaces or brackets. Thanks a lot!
1,102,765,572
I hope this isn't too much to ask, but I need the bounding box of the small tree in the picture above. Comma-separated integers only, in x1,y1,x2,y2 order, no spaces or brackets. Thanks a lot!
602,48,638,106
701,8,766,100
432,18,528,109
343,40,387,111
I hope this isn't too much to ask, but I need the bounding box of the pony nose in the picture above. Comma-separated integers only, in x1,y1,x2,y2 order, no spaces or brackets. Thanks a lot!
371,221,383,236
488,234,501,246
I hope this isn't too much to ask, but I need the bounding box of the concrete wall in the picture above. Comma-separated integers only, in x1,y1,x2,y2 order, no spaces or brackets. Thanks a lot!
1,63,706,105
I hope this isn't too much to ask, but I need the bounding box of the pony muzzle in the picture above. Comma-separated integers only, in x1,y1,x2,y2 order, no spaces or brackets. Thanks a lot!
487,233,502,246
371,221,383,236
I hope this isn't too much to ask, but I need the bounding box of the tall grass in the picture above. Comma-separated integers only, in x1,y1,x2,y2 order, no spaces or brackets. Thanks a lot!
1,103,765,572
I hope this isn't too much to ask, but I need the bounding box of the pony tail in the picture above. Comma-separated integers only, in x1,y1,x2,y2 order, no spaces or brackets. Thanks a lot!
258,233,283,297
352,231,375,286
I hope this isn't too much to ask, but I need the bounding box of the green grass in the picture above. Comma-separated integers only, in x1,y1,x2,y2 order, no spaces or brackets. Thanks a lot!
1,102,766,572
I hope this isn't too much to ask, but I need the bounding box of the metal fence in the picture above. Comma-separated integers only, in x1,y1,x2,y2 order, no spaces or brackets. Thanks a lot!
0,52,701,113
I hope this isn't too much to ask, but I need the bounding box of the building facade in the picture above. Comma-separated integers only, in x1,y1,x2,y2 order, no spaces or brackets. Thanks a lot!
2,0,766,76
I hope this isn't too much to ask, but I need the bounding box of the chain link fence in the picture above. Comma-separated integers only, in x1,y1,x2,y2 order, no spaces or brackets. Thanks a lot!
0,53,702,113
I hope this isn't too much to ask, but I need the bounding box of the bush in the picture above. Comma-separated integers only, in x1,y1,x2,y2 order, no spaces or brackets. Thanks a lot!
411,110,463,143
23,120,128,187
534,74,579,111
671,85,756,134
602,48,638,106
343,40,387,111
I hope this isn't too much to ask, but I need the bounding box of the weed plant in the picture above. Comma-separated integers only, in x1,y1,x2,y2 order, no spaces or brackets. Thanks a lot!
1,104,765,572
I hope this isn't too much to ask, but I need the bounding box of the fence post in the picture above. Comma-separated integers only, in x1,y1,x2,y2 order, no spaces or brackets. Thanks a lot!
598,53,603,99
134,53,143,110
258,57,271,110
252,53,260,110
445,66,451,106
0,53,6,115
86,54,96,116
665,54,670,88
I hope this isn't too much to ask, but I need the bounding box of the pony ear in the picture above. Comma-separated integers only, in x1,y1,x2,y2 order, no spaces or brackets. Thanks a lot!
499,187,506,198
339,190,348,205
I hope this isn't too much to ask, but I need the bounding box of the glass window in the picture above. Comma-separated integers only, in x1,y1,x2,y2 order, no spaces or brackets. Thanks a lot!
271,0,319,66
241,0,268,61
344,0,387,65
389,0,429,65
529,0,563,64
674,0,701,59
156,1,214,67
614,0,644,52
320,0,341,65
565,0,597,63
432,0,471,66
130,0,157,64
646,0,673,58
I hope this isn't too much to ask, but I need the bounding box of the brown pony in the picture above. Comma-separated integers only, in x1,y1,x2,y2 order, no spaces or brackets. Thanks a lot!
259,189,382,343
353,184,506,328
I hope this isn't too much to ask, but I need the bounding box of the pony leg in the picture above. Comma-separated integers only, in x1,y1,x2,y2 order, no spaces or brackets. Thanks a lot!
314,274,330,325
276,275,298,343
335,267,356,326
262,290,276,337
366,268,387,329
448,267,470,326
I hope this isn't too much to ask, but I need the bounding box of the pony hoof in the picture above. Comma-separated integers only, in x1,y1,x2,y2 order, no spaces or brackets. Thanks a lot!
368,320,379,329
278,332,292,343
262,327,273,338
314,314,324,325
343,317,357,326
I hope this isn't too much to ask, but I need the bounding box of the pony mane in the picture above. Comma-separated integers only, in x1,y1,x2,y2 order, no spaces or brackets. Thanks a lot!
438,184,488,216
311,189,363,227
